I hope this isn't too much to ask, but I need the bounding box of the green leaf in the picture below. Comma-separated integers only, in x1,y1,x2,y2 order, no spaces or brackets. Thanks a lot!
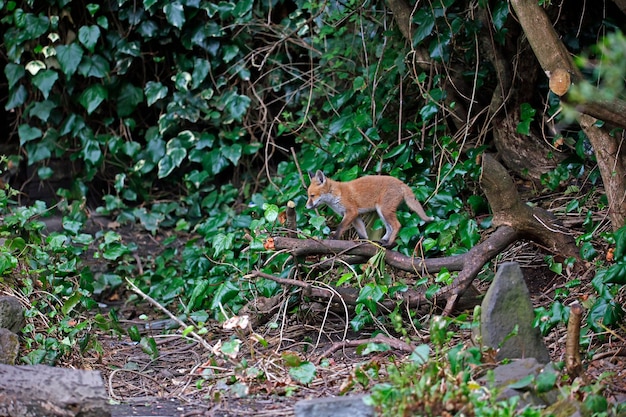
18,124,42,145
224,91,251,120
288,361,316,385
139,336,159,359
412,10,435,46
209,280,240,311
31,69,58,99
78,55,110,78
61,292,82,315
219,339,241,359
232,0,253,20
492,1,509,30
164,2,185,29
55,44,84,78
507,374,534,390
263,203,279,222
133,207,164,232
603,263,626,284
145,81,168,106
459,218,479,248
222,143,242,165
81,138,102,165
409,344,431,365
79,84,108,114
5,63,25,89
535,369,557,393
127,325,141,342
359,342,390,355
191,58,211,89
117,83,144,117
588,297,621,331
24,13,49,40
29,100,57,122
357,283,385,313
78,25,101,52
212,233,234,257
222,44,240,63
5,85,28,110
580,242,598,260
614,225,626,260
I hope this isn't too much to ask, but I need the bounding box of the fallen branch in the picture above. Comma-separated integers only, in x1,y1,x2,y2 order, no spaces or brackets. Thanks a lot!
314,333,416,364
262,154,580,315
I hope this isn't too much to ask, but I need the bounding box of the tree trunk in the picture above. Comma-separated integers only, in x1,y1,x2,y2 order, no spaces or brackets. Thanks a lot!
509,0,626,230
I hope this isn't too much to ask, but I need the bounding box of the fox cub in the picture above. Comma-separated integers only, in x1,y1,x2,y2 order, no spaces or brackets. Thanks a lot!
306,170,433,246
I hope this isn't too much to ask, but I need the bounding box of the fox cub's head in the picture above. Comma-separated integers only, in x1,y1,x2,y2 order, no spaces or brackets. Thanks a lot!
306,170,331,209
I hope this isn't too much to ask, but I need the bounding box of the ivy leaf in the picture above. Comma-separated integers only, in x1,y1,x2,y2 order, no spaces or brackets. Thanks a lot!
5,85,28,110
409,344,431,365
535,369,557,393
412,10,435,46
459,218,480,248
288,362,316,385
56,44,84,78
357,283,385,313
79,84,108,114
588,298,624,331
78,55,110,78
222,143,242,165
5,63,25,89
31,69,59,99
117,82,144,117
614,226,626,260
224,92,251,120
29,100,57,122
209,280,239,311
61,292,82,315
262,203,279,222
191,58,211,89
78,25,101,52
492,1,509,31
603,263,626,284
24,14,50,40
157,139,187,178
18,124,43,145
145,81,168,106
212,233,234,257
164,2,185,29
222,44,240,63
81,137,102,165
232,0,253,20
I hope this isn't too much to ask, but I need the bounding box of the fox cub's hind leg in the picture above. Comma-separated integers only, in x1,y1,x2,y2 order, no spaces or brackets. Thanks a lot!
376,206,401,247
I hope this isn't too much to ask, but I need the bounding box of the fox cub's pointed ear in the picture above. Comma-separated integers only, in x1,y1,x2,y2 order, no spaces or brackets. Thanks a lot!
314,170,326,184
308,171,315,180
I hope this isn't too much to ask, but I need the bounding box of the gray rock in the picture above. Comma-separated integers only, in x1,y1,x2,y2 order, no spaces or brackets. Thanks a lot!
294,395,374,417
0,296,26,333
475,262,551,363
0,328,20,365
479,358,581,415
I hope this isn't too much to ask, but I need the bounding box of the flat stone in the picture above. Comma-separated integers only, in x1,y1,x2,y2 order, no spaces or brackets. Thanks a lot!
294,395,374,417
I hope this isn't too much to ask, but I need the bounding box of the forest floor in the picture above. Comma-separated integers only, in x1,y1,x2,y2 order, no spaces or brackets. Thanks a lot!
55,213,626,416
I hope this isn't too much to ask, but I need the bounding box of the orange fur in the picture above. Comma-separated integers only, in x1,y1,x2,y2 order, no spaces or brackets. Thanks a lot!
306,170,432,245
